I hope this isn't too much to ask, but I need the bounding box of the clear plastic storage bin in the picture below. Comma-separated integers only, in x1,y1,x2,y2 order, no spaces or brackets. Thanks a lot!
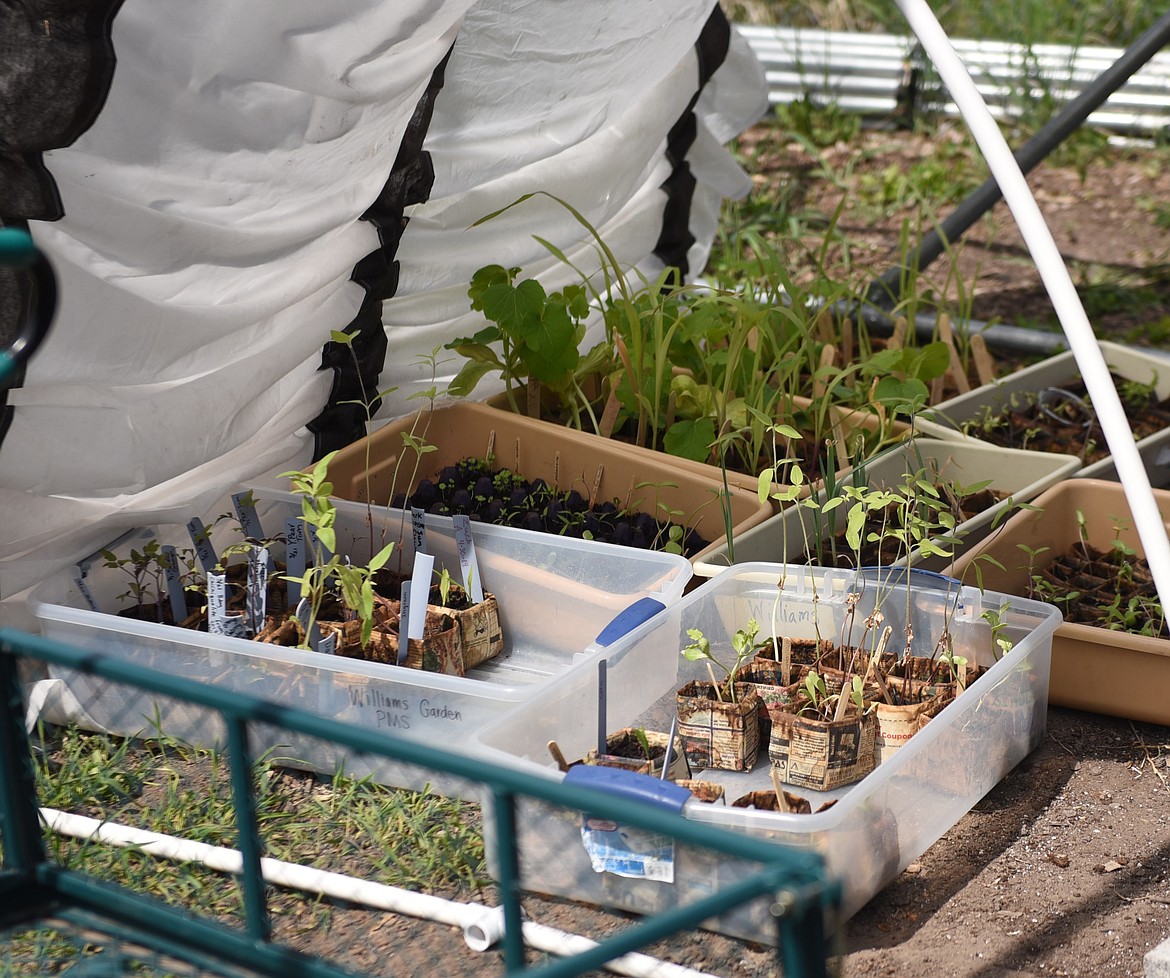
28,489,691,796
473,563,1060,933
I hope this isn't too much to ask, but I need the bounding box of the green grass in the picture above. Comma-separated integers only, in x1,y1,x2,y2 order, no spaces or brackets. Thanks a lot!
20,723,490,929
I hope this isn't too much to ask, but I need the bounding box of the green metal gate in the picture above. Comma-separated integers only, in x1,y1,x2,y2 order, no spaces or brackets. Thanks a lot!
0,628,839,978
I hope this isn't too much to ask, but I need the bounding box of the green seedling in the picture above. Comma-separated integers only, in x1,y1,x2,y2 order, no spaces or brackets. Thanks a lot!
681,618,761,704
280,451,395,650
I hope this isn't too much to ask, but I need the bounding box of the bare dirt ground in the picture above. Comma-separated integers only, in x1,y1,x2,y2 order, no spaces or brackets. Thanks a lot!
735,121,1170,347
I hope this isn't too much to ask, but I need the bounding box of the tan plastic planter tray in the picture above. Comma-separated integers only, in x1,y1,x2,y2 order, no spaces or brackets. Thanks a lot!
694,435,1081,578
325,401,773,566
482,392,908,499
948,478,1170,725
917,340,1170,486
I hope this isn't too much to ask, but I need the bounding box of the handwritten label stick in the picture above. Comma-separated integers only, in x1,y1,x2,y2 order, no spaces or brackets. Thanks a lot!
285,517,305,608
411,507,427,556
452,515,484,603
186,517,218,575
232,491,265,542
246,546,269,636
397,586,412,665
161,545,187,624
207,571,246,638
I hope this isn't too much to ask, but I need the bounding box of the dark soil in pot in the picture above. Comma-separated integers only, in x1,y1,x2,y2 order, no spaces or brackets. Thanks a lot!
391,456,709,557
961,373,1170,464
1030,542,1167,637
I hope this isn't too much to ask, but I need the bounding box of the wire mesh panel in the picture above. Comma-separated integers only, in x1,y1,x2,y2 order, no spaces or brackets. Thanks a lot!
0,629,839,978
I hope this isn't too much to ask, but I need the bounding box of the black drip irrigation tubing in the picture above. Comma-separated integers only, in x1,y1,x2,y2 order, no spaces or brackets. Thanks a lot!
845,301,1170,364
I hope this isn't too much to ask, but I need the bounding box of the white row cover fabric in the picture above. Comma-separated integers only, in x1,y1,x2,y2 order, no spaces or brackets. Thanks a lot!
0,0,766,626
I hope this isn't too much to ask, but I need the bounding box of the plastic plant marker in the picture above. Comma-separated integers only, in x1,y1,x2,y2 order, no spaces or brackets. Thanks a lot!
232,492,265,544
162,545,187,624
407,551,434,641
411,507,426,554
397,581,412,665
452,515,485,603
661,715,679,780
187,517,217,574
598,659,608,757
208,572,246,638
246,546,268,636
285,516,305,607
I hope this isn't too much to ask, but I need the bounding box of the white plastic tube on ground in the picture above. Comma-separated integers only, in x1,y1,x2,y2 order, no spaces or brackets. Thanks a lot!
39,808,716,978
894,0,1170,613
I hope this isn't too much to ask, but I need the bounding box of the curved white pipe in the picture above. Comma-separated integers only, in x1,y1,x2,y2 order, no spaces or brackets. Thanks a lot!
894,0,1170,612
39,808,716,978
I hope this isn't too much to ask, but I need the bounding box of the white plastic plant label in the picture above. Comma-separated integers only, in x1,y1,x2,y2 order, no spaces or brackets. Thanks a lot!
406,551,434,641
285,516,305,607
411,506,427,555
161,545,187,623
186,517,218,574
246,545,268,635
452,514,484,603
579,817,675,883
207,571,246,638
294,596,321,649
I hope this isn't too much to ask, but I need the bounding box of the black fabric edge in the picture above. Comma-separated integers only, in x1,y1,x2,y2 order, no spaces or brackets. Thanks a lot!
0,1,125,453
652,4,732,277
0,0,126,223
306,46,454,460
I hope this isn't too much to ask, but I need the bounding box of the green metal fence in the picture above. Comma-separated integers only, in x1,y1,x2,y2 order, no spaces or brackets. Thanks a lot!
0,628,840,978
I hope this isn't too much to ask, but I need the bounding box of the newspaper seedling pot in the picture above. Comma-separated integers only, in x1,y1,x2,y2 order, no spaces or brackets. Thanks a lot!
374,574,503,670
674,779,726,804
438,590,501,669
873,691,952,765
330,610,465,677
768,696,877,791
949,478,1170,724
582,727,689,780
918,340,1170,486
325,402,772,567
675,680,760,772
729,789,837,815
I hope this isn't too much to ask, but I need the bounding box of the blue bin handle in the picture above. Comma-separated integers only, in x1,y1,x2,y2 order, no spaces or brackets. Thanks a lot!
565,764,692,813
857,565,963,592
592,596,665,648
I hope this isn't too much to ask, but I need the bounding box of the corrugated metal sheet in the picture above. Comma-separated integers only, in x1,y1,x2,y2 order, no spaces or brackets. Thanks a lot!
738,24,1170,135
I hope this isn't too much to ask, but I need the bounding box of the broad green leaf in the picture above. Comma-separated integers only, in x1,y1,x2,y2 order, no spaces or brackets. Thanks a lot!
446,358,500,398
521,301,579,383
663,417,716,462
479,277,546,335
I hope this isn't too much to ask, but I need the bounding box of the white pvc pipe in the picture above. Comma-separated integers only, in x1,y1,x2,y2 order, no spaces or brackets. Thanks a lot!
893,0,1170,615
39,808,716,978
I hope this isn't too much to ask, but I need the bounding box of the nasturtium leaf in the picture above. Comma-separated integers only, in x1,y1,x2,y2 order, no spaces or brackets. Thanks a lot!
664,417,716,462
479,277,546,335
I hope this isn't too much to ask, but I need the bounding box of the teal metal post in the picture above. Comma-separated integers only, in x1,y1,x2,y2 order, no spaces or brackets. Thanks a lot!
491,787,527,971
226,716,272,941
0,637,45,874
